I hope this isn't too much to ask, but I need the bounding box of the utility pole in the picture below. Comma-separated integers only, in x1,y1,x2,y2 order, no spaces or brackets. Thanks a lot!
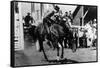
82,6,84,26
77,6,84,48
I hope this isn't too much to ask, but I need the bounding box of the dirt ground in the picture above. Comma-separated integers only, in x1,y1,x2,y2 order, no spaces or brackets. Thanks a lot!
14,38,97,67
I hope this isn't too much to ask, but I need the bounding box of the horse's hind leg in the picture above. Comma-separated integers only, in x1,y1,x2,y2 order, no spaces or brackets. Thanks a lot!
56,46,60,60
59,40,64,59
61,44,64,59
47,40,52,48
64,38,68,48
55,41,60,60
42,46,49,61
52,41,56,50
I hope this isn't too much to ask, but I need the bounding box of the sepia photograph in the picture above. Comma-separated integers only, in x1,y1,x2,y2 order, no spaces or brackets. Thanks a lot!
11,1,98,67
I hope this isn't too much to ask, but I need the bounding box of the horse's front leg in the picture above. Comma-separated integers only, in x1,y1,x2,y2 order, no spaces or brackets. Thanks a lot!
39,39,48,61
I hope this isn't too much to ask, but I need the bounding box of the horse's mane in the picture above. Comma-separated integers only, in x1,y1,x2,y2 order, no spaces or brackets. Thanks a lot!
50,24,64,37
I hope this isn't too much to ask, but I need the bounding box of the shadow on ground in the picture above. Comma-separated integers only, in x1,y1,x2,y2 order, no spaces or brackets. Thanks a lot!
43,58,79,64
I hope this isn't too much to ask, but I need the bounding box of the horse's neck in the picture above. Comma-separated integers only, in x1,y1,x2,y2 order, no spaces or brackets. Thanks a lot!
65,21,71,28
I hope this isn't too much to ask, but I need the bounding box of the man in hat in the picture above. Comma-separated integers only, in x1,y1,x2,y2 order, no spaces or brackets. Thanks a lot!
53,5,63,24
43,5,61,34
24,13,35,27
43,5,60,24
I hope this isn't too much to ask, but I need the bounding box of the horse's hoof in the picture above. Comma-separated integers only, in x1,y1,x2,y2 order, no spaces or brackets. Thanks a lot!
53,48,55,50
32,43,34,46
38,49,42,52
64,46,67,48
72,50,76,53
56,56,60,61
60,57,65,60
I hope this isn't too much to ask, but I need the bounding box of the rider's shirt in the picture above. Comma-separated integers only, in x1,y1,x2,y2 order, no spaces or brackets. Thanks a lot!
43,9,62,26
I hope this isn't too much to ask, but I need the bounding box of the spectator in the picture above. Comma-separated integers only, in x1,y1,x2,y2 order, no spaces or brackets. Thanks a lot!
92,19,97,28
68,11,73,23
62,11,72,28
24,13,35,27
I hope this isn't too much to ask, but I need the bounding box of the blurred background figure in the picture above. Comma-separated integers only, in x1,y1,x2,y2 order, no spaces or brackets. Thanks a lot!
62,11,72,28
63,11,69,18
68,11,73,23
24,12,35,27
85,20,97,48
85,21,93,47
92,19,97,28
92,19,97,47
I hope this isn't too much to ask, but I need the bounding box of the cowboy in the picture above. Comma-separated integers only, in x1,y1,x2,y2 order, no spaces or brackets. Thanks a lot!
43,5,60,25
43,5,61,34
53,6,62,24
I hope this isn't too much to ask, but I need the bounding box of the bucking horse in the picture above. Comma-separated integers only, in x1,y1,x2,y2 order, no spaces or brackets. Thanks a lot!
32,16,76,61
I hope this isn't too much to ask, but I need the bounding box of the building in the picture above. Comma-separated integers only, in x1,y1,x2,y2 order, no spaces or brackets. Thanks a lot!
14,2,24,50
14,2,53,50
72,5,97,26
